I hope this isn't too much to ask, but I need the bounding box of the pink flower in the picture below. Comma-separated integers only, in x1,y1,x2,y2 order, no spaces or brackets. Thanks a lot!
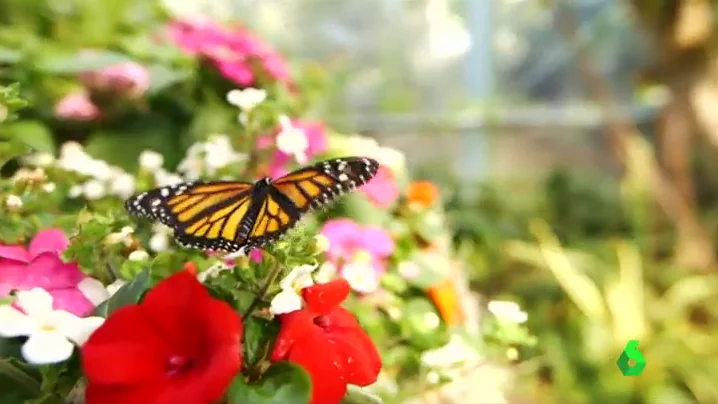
361,166,400,208
320,219,395,294
257,119,328,178
166,19,292,88
80,61,150,99
0,229,103,316
54,92,101,121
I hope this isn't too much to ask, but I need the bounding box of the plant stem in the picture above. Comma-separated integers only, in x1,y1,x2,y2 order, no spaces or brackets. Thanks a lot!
242,258,283,319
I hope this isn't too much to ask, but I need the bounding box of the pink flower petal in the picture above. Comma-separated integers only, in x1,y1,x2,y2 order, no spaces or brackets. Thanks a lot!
0,245,30,263
0,261,27,296
49,288,96,317
321,219,362,261
358,226,395,258
20,254,85,290
28,228,70,258
361,167,400,208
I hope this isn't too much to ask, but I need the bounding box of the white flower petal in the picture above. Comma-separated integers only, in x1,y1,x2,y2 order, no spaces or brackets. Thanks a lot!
269,289,303,315
60,316,105,346
341,261,379,294
15,288,53,317
22,330,74,365
106,279,126,296
0,305,36,337
77,277,110,306
278,264,317,290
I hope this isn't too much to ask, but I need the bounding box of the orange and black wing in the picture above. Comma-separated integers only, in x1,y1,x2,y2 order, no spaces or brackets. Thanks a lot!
242,157,379,246
125,181,257,252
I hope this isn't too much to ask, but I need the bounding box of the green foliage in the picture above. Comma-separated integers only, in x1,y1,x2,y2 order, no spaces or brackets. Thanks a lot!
93,270,151,317
227,362,312,404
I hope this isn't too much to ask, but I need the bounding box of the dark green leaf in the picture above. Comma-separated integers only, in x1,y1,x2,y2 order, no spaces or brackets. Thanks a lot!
0,337,23,360
84,115,181,171
93,269,151,317
1,121,55,153
341,386,383,404
0,358,42,403
227,362,311,404
243,317,280,369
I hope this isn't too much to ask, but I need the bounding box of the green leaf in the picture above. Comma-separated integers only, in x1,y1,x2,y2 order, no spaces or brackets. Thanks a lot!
399,298,449,350
0,338,23,360
341,385,383,404
406,250,450,290
0,358,42,403
0,48,22,64
85,115,181,171
0,139,32,169
243,317,280,369
147,64,188,94
227,362,311,404
93,269,151,317
37,51,130,74
1,121,55,153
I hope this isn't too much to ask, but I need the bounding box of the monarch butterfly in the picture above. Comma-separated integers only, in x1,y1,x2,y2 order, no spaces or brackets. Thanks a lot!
125,156,379,253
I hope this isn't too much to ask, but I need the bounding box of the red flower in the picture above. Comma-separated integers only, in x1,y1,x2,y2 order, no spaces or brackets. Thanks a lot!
81,271,242,404
271,279,382,404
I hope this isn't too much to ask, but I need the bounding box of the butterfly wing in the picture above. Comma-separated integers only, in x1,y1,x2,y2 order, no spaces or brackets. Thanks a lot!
125,181,257,252
242,157,380,246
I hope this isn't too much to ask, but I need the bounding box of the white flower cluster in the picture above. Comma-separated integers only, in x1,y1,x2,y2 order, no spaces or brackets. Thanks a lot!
341,135,406,175
176,134,247,180
137,150,183,187
58,142,136,200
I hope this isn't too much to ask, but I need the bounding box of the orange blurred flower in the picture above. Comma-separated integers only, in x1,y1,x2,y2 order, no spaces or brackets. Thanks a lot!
407,181,439,208
427,277,465,326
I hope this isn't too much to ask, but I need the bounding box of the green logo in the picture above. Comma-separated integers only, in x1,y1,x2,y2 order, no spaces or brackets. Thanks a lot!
617,340,647,376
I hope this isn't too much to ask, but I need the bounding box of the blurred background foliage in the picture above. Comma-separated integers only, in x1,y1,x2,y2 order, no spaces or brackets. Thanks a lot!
2,0,718,402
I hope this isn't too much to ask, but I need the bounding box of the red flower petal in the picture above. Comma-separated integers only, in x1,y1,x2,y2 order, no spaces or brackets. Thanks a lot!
271,310,316,361
82,270,243,404
289,329,347,404
139,271,212,357
86,383,162,404
326,309,381,386
302,279,350,315
82,305,169,385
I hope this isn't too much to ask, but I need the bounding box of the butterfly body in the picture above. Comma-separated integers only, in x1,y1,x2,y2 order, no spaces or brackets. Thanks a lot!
125,157,379,253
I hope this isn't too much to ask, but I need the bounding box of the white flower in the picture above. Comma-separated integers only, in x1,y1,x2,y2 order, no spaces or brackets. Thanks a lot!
68,185,83,198
11,167,46,184
139,150,164,171
77,277,111,306
149,223,173,252
108,171,136,199
5,195,23,208
106,279,126,296
42,183,56,193
420,334,480,368
0,288,104,365
82,180,106,200
487,300,528,324
313,234,331,253
341,252,380,294
226,88,267,111
128,250,149,261
315,261,337,284
197,262,232,283
343,135,406,175
104,226,135,246
397,261,420,280
275,116,309,164
154,169,183,187
176,135,246,179
270,264,317,315
22,152,54,167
